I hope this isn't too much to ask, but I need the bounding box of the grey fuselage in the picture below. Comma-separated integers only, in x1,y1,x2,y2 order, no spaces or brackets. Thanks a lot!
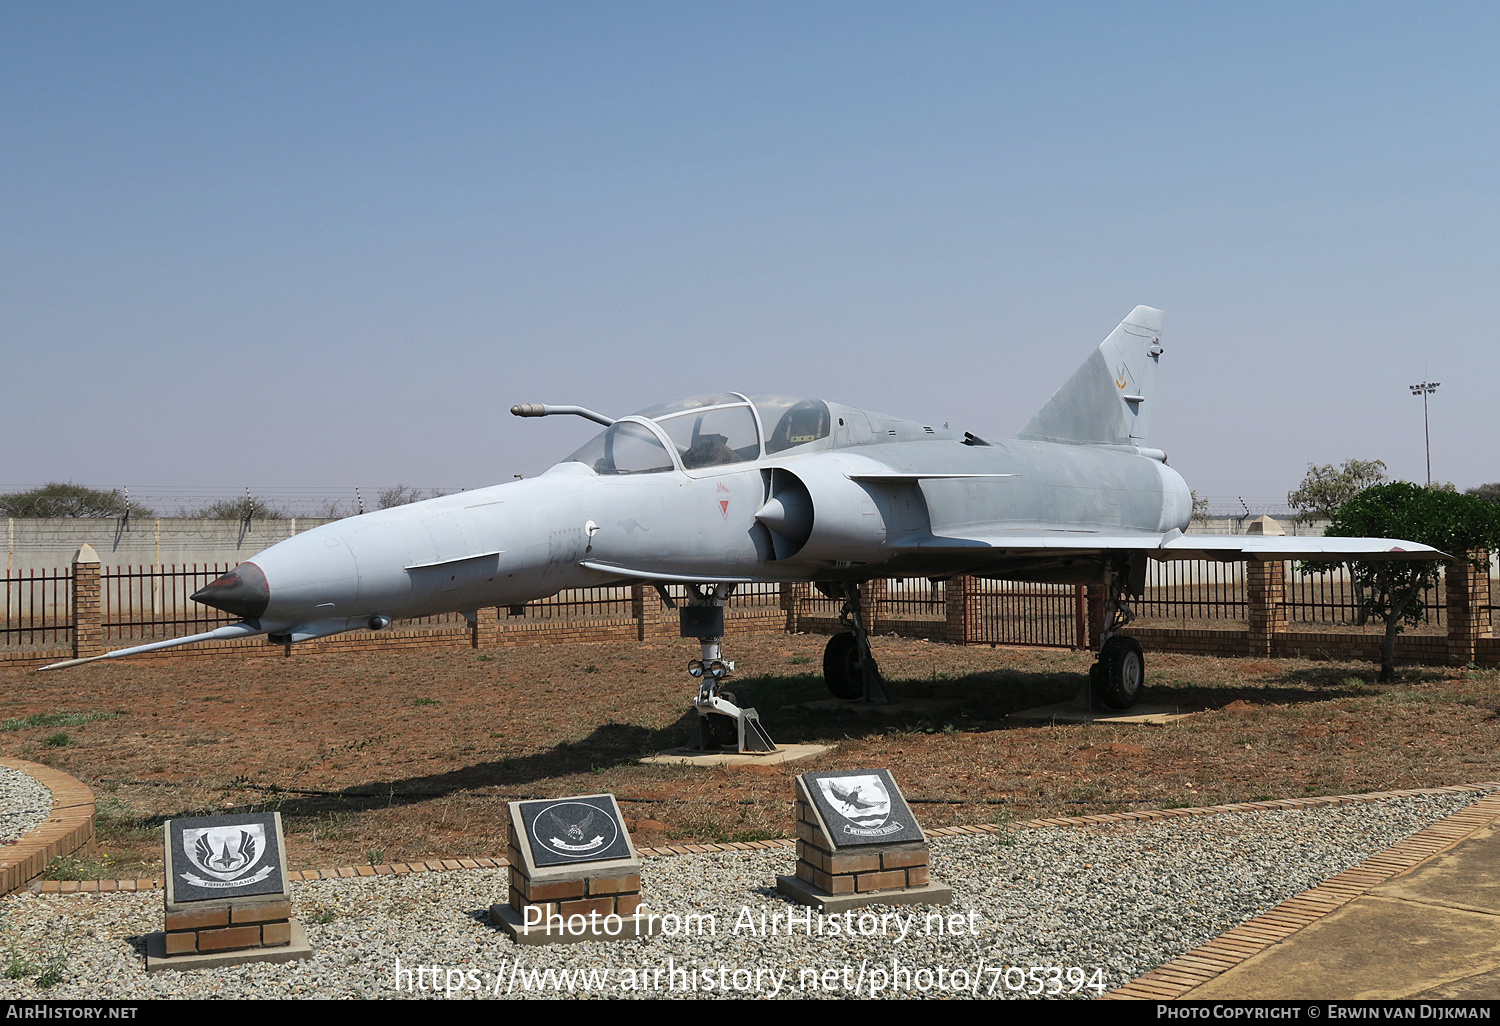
229,398,1192,639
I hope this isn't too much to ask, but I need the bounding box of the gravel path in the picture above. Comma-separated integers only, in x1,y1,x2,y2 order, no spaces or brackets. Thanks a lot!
0,764,52,845
0,791,1479,1000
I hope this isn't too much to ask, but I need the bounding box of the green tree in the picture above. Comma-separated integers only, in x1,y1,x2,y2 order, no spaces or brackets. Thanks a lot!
1287,459,1388,623
0,482,150,518
1190,491,1210,525
1286,459,1388,523
1465,482,1500,503
1310,483,1500,682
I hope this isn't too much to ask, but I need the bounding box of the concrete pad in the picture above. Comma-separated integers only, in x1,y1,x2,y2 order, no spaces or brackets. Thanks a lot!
641,743,828,767
1008,700,1193,725
1371,822,1500,914
1413,964,1500,1000
776,874,953,913
145,920,311,973
1184,896,1500,1000
797,697,966,718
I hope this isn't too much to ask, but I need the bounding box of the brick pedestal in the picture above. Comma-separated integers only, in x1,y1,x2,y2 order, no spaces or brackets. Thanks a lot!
777,775,951,912
146,812,310,973
161,896,295,956
492,796,658,944
792,800,931,895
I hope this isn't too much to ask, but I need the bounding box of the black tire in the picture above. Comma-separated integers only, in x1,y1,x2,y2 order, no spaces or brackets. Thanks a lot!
822,632,863,700
703,713,739,748
1097,636,1145,710
701,691,739,749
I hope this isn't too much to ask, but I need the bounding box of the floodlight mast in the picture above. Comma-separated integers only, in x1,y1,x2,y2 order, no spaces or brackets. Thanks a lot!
1408,381,1440,486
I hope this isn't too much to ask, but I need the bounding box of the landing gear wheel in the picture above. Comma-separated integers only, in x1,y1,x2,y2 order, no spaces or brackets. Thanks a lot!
822,633,864,700
1096,637,1144,710
702,691,738,748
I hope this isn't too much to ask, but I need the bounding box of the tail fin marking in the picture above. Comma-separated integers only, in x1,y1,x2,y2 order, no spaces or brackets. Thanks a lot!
1014,305,1164,447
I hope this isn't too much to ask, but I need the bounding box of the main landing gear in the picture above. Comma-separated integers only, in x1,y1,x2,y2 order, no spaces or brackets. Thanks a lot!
1087,561,1146,710
676,583,776,754
819,583,890,704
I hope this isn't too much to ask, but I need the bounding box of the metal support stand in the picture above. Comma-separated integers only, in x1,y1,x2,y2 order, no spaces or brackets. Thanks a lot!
683,584,776,754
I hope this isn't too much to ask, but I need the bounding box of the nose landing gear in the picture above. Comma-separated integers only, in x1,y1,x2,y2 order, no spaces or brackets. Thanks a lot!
680,584,776,753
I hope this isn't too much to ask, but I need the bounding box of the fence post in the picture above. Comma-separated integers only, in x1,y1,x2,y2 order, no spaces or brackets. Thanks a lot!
1446,551,1492,664
944,575,970,645
780,582,809,634
859,579,887,634
71,544,102,660
632,584,662,641
1073,585,1089,651
1247,560,1288,657
471,608,500,649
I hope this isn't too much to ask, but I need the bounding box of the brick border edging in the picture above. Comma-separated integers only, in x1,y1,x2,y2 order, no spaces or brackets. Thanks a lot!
1,758,95,897
25,781,1500,896
1103,787,1500,1000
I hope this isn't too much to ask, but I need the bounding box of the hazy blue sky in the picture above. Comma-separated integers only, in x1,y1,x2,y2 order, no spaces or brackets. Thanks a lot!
3,2,1496,513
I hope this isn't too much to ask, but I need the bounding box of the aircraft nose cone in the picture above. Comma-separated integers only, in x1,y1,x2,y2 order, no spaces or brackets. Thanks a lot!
191,562,270,619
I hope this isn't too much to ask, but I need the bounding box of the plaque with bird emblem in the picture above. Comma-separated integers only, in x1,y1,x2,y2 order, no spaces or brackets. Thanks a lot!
801,769,924,847
517,795,632,867
165,812,287,903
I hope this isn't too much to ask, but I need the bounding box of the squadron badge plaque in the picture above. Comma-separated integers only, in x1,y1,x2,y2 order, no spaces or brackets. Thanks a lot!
496,793,656,945
148,811,310,972
518,796,631,867
167,812,285,902
802,769,924,847
778,769,951,912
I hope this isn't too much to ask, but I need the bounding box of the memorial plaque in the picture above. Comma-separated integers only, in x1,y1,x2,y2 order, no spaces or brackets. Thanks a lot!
517,795,632,868
497,793,656,944
150,811,309,972
778,770,950,911
166,812,286,903
801,769,924,847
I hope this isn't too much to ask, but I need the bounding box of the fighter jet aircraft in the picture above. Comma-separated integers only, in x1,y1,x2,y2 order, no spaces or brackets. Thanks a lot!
43,306,1441,748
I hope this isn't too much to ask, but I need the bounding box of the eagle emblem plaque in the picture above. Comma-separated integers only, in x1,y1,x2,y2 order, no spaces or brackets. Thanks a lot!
802,769,924,847
517,796,631,867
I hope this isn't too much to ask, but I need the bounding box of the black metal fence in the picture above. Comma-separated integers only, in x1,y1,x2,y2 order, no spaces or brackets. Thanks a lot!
968,581,1081,648
1,568,71,647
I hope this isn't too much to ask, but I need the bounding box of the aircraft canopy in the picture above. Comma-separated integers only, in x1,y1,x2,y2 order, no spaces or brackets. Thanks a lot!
562,394,832,474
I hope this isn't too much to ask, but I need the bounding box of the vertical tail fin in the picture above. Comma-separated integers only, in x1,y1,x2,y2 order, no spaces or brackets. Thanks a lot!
1014,305,1164,446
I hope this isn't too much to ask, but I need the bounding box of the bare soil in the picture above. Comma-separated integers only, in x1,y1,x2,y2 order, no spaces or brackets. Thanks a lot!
4,634,1498,878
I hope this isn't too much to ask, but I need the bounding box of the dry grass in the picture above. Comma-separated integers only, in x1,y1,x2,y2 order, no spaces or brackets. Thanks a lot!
3,635,1497,876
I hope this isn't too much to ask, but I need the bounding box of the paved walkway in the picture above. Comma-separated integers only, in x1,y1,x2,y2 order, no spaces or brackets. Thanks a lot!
1109,790,1500,1000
